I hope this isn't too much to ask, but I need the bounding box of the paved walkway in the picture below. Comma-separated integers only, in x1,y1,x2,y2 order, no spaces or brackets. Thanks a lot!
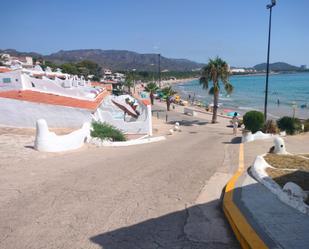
0,108,240,249
232,134,309,249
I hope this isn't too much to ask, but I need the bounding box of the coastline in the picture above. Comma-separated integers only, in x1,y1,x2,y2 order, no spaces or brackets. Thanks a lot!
160,77,197,86
169,74,309,120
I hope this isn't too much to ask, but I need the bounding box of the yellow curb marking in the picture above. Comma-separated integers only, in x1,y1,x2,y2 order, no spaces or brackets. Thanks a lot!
223,143,268,249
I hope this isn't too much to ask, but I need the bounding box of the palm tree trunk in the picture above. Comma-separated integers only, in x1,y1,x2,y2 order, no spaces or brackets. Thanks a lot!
150,92,154,105
212,91,219,123
166,98,170,111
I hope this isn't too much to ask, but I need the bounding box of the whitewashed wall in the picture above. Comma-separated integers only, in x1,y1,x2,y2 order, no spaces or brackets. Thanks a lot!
0,98,91,128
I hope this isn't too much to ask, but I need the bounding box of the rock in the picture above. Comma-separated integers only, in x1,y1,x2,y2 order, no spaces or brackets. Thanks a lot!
283,182,307,201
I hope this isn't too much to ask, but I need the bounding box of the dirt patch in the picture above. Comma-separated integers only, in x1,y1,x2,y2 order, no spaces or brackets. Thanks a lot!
266,168,309,190
0,127,76,136
264,153,309,171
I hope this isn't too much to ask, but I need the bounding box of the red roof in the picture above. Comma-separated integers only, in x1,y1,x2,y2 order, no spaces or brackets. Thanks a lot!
0,68,11,73
0,90,110,111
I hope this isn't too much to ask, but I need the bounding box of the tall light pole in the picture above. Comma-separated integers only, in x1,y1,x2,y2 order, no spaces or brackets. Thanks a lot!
132,68,136,94
264,0,277,121
158,53,161,88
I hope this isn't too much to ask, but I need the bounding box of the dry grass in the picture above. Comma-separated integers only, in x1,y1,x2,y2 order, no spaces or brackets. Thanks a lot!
264,153,309,171
266,168,309,190
300,154,309,159
266,168,309,198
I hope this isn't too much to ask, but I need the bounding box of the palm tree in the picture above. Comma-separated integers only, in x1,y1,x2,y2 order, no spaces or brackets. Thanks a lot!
200,57,233,123
123,79,134,94
144,82,159,105
161,86,177,111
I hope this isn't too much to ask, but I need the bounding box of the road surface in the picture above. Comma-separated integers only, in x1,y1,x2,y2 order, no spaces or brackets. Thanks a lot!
0,109,240,249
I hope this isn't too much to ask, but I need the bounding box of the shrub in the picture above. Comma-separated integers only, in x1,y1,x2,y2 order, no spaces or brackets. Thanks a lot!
243,111,264,133
304,119,309,132
263,120,280,134
277,116,302,135
91,121,126,141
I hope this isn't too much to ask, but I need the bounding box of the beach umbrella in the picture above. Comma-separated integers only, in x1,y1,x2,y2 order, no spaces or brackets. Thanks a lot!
226,112,240,117
112,99,138,118
223,109,233,113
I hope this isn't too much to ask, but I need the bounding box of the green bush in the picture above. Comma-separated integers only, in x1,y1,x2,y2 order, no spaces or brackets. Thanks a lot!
304,119,309,132
277,116,302,135
243,111,264,133
91,122,126,141
263,120,280,134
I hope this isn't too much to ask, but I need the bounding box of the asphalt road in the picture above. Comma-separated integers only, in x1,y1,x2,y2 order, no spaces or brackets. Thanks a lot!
0,109,240,249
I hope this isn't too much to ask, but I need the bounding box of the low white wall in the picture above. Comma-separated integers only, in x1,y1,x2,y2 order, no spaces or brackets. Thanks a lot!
0,98,92,128
34,119,90,152
251,154,309,215
242,131,275,143
89,136,166,147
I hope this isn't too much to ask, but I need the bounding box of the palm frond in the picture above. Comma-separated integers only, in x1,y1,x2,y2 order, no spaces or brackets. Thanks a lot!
144,82,159,93
224,82,234,94
199,76,209,89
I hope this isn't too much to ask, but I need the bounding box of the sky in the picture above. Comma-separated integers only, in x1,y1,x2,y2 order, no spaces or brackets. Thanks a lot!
1,0,309,67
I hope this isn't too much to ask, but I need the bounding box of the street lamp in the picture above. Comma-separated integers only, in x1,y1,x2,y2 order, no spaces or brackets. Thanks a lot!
158,53,161,88
132,68,136,94
264,0,277,121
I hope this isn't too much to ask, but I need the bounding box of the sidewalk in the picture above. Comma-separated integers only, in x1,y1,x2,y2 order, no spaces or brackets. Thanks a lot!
223,133,309,249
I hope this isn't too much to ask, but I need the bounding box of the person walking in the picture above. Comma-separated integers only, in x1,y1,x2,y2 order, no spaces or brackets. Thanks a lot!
231,112,239,136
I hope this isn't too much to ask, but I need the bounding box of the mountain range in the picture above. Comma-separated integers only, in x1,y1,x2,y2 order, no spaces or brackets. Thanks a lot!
0,49,305,72
253,62,301,71
0,49,204,72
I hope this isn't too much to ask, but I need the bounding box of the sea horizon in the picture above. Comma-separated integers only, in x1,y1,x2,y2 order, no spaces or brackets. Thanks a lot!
173,72,309,119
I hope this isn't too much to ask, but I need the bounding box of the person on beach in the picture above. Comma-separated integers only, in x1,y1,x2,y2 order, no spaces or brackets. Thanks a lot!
231,112,239,136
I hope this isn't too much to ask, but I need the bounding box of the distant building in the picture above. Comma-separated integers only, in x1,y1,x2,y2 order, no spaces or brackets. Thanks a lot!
101,69,125,83
300,65,307,70
230,68,246,73
0,54,33,68
103,69,112,75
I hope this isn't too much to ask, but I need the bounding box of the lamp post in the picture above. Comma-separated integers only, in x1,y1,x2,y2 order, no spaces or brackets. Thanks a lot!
132,68,136,94
264,0,277,121
158,53,161,88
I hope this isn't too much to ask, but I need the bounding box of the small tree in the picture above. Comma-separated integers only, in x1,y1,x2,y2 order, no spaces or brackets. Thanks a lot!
144,82,159,105
91,122,126,141
161,86,177,111
123,79,134,94
243,111,264,133
277,116,302,135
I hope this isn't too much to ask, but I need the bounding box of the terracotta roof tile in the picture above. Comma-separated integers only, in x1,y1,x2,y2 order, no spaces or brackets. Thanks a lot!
0,68,11,73
0,90,109,111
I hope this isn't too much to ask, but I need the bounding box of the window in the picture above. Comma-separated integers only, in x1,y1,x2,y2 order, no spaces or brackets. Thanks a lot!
2,78,11,83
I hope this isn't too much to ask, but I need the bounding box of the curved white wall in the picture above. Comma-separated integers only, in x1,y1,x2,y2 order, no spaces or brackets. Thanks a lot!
34,119,90,152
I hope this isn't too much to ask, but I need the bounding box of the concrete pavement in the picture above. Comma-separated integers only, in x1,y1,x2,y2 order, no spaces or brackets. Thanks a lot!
0,107,240,249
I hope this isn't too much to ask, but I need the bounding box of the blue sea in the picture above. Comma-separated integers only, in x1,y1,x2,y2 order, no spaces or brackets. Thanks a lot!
173,72,309,119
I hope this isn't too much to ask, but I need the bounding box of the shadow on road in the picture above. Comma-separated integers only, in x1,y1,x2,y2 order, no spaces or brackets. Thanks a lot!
89,200,239,249
168,120,208,126
222,137,242,144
